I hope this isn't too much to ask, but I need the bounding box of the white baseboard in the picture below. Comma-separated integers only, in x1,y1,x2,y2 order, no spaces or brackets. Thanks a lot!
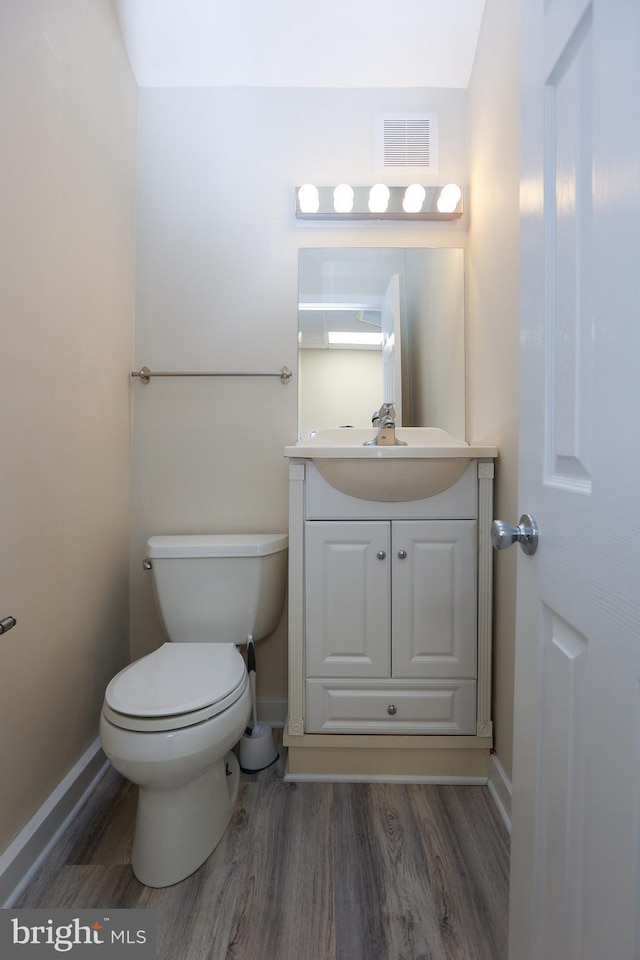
284,764,489,786
0,738,108,908
256,697,287,728
487,752,512,833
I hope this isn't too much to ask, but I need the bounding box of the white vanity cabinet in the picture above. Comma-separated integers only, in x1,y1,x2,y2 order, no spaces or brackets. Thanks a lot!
286,454,496,744
304,517,477,734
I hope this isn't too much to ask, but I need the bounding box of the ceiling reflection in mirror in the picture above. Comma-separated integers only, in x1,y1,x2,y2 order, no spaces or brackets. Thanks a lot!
298,248,465,442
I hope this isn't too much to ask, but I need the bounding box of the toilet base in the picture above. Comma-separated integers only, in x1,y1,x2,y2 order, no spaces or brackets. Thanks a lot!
131,750,240,887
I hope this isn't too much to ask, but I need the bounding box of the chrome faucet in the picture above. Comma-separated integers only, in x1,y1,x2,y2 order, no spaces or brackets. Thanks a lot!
364,403,407,446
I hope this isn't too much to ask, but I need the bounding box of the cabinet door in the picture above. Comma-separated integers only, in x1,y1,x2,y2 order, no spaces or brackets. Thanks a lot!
305,521,390,678
391,519,476,678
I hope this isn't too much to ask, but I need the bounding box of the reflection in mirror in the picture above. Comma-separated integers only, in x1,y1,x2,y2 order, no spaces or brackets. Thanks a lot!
298,248,465,441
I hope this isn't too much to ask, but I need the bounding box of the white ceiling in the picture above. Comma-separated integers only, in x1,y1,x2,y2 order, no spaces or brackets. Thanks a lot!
112,0,486,89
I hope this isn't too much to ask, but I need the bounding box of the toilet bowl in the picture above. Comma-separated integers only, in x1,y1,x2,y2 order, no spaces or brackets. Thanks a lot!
99,533,287,887
100,642,251,887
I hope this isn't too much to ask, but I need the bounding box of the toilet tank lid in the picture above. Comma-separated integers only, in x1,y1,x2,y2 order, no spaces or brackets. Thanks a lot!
147,533,288,559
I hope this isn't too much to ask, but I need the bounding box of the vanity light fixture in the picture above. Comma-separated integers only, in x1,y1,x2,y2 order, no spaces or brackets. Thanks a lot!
295,183,463,220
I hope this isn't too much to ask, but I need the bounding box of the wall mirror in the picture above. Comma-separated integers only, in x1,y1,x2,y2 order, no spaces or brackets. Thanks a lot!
298,247,465,441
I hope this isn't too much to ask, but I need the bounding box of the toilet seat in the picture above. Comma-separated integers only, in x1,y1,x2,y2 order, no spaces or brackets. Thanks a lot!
103,643,248,733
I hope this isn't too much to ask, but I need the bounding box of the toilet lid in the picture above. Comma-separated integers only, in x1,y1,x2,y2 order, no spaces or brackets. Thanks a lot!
105,643,246,718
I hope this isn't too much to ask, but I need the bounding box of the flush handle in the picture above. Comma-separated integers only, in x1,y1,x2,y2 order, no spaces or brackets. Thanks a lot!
491,514,539,555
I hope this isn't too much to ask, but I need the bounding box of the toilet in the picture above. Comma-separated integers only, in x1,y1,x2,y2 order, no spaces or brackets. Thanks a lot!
99,532,288,888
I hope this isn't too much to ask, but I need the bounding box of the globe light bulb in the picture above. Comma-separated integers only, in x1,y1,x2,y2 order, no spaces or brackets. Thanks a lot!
368,183,390,213
333,183,354,213
402,183,426,213
298,184,319,213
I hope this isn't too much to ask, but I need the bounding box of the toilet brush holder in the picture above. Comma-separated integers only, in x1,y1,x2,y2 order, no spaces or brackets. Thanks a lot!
239,721,278,773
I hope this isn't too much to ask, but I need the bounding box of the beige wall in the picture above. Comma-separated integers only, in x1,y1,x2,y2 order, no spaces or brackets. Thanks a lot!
467,0,521,780
405,248,465,439
0,1,137,852
299,349,382,440
131,86,469,700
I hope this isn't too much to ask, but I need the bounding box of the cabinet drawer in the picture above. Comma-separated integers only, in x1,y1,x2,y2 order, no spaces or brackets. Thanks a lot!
306,679,476,735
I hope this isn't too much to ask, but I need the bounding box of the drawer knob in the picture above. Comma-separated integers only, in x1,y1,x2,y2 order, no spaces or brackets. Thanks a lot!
387,704,397,716
397,549,407,559
376,550,386,560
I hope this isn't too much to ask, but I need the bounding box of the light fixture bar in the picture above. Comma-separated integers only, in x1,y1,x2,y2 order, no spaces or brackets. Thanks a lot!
298,302,379,312
295,184,463,220
327,332,383,346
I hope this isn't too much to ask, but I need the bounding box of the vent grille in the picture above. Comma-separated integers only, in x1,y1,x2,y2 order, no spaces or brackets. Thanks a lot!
375,113,439,173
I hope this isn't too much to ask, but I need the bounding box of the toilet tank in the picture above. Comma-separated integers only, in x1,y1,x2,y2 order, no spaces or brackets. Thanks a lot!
146,534,288,645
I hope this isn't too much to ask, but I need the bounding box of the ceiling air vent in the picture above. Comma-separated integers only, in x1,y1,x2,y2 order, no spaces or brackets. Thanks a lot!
374,113,439,173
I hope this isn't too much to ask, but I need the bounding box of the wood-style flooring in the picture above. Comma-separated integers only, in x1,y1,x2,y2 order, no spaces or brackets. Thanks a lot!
16,733,510,960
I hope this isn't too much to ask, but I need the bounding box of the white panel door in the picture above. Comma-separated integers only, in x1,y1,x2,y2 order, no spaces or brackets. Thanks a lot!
391,520,476,678
510,2,640,959
381,274,402,422
305,521,390,678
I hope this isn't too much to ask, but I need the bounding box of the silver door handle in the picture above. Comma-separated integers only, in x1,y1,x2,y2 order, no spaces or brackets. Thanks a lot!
0,616,17,634
491,514,539,555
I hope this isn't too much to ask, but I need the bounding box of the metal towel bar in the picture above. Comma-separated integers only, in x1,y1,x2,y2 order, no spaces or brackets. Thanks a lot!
131,366,292,385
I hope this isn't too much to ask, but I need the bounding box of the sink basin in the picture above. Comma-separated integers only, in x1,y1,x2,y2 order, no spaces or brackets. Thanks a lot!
285,428,497,501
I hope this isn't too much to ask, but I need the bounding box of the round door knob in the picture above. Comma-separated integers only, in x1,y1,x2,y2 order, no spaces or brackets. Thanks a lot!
0,616,17,635
397,549,407,559
376,550,386,560
387,704,397,715
491,514,539,555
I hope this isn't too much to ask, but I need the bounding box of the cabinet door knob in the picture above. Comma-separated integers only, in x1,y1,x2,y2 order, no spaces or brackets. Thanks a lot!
387,704,397,715
376,550,386,560
397,549,407,559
